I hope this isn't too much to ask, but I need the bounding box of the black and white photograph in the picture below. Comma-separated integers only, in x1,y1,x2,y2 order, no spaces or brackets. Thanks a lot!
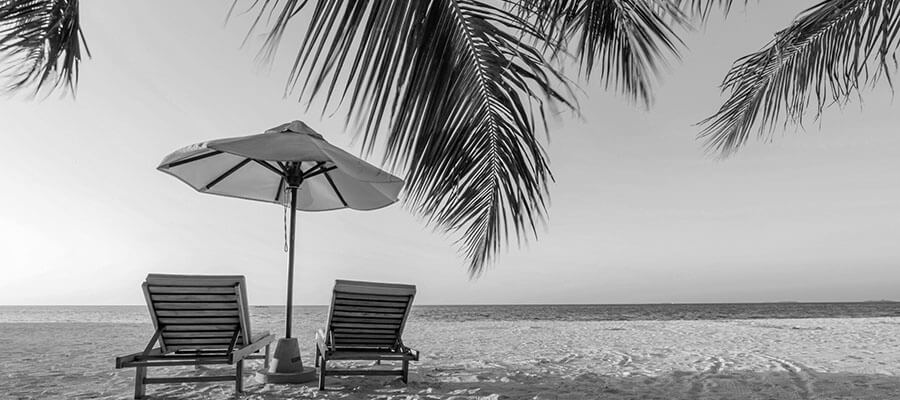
1,1,899,399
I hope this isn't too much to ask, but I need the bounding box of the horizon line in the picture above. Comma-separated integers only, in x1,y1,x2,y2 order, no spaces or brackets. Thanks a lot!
2,300,898,307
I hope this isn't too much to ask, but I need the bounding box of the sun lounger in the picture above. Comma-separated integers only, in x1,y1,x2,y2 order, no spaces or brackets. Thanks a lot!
115,274,275,398
315,279,419,390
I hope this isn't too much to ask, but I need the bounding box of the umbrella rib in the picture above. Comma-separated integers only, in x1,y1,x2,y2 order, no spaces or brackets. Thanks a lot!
301,162,326,178
275,176,285,202
323,171,349,207
164,150,223,168
204,158,252,190
305,165,337,180
253,159,285,176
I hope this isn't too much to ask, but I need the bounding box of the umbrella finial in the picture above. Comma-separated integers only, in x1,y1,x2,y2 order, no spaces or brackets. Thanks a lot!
266,120,323,140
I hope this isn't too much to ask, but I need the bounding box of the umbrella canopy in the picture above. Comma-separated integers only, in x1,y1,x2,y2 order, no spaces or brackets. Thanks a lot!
157,120,404,342
158,120,403,211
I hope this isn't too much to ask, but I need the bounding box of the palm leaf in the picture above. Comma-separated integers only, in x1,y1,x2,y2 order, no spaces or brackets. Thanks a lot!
0,0,88,96
566,0,687,106
241,0,574,275
669,0,743,21
700,0,900,155
512,0,743,107
512,0,686,106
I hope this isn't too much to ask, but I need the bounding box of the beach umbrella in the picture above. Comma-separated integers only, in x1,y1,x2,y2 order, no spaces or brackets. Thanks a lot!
157,120,403,379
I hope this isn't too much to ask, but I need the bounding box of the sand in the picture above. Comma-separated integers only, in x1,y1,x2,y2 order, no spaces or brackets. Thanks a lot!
2,317,899,399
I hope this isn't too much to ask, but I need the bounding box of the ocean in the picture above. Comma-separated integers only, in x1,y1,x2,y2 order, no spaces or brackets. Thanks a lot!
2,302,899,324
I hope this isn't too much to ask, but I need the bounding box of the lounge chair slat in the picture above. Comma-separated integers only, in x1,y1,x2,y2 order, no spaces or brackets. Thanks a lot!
333,311,405,319
158,317,240,324
333,280,416,297
121,359,231,367
333,333,397,339
333,339,396,344
319,369,405,376
333,339,395,344
137,353,228,360
167,345,235,349
163,331,239,338
163,324,240,331
156,310,239,317
332,316,403,323
147,286,236,294
150,294,237,302
144,376,236,384
332,334,397,340
332,342,393,347
334,299,409,307
164,338,236,345
153,302,239,310
332,322,400,329
331,305,407,313
169,345,232,352
144,274,245,287
173,349,231,355
334,293,410,302
166,339,245,346
163,338,244,346
332,328,398,334
323,351,417,361
332,339,396,345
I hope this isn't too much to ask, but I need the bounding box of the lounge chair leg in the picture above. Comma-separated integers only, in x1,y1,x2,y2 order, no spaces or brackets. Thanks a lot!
235,360,244,393
318,360,326,391
401,360,409,384
134,366,147,399
264,344,271,369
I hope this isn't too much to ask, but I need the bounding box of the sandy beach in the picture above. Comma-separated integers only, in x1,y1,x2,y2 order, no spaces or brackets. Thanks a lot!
2,315,899,399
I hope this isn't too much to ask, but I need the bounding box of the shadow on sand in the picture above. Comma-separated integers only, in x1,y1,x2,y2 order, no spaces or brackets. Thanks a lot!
145,367,900,400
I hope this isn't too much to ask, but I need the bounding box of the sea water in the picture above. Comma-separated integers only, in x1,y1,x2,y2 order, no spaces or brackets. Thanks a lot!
2,302,899,324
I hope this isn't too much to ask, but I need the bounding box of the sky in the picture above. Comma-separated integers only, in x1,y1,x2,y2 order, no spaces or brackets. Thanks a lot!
1,1,898,306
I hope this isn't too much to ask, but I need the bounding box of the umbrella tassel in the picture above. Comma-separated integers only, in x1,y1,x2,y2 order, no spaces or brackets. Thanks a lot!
283,185,290,253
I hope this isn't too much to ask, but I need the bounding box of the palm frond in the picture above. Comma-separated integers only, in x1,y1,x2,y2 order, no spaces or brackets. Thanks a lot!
567,0,686,106
0,0,88,97
241,0,574,275
669,0,743,21
513,0,697,107
700,0,900,155
512,0,747,106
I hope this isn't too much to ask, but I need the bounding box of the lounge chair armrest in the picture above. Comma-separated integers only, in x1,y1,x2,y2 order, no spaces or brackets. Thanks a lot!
250,331,273,344
316,329,330,353
116,347,164,369
229,333,276,364
397,343,419,361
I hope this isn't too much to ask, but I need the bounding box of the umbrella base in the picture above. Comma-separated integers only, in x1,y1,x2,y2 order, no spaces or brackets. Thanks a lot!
256,367,317,384
257,337,317,384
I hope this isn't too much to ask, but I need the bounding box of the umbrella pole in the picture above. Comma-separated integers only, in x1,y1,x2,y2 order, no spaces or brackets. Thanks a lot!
286,185,298,338
264,183,314,383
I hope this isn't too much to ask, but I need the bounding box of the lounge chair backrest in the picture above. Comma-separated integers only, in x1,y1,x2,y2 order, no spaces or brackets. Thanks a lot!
143,274,252,352
325,280,416,350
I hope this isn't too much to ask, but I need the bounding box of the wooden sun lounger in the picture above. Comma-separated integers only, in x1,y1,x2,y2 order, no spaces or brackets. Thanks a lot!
315,279,419,390
115,274,275,398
